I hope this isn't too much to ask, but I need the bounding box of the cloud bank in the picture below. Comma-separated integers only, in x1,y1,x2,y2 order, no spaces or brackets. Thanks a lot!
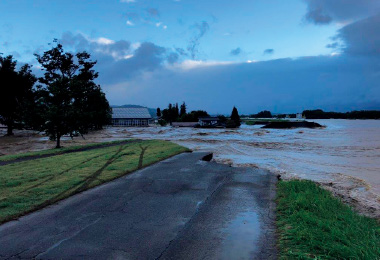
45,1,380,114
303,0,380,24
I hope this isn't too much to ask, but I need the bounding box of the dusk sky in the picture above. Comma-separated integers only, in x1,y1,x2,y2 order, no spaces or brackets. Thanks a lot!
1,0,379,114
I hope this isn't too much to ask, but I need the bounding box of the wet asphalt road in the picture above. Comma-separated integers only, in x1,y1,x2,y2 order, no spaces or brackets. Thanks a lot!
0,152,277,260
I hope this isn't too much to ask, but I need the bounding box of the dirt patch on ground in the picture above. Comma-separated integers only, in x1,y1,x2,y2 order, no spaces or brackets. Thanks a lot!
320,174,380,220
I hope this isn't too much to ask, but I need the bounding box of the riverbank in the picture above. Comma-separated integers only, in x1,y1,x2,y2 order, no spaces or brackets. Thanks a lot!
277,180,380,259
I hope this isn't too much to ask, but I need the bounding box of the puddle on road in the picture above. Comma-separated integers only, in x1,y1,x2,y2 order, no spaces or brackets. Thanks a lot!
220,211,260,260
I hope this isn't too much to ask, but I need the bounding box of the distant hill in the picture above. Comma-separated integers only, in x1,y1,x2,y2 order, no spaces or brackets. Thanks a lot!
112,105,157,118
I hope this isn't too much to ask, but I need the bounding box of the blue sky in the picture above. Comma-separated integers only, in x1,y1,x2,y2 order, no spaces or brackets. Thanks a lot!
1,0,379,113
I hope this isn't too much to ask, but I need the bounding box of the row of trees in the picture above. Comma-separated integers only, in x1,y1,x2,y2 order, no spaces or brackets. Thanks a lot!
156,103,241,128
0,42,111,148
302,109,380,119
249,109,380,119
0,56,37,135
250,110,272,118
157,102,210,124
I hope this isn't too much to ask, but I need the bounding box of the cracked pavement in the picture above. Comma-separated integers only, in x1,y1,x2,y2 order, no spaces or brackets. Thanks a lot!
0,152,277,260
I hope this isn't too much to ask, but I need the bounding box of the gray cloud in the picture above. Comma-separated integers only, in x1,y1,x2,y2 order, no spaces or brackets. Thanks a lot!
230,47,242,56
146,8,160,17
167,52,179,64
59,32,131,60
175,47,188,57
305,8,332,24
107,55,380,113
99,42,166,84
52,32,168,85
337,14,380,56
47,30,380,114
303,0,380,24
187,21,210,60
326,42,339,49
263,49,274,55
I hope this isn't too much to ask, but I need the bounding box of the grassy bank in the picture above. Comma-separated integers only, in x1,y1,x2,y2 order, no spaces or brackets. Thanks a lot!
276,180,380,260
0,140,189,224
0,139,134,162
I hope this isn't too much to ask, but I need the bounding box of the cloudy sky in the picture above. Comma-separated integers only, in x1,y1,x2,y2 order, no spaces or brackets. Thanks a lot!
1,0,379,114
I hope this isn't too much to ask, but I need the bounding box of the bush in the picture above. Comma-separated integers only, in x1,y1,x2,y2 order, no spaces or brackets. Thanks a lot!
158,119,167,126
225,120,238,128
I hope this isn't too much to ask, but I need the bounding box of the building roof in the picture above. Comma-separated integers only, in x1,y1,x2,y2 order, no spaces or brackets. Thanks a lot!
198,117,220,121
112,107,152,119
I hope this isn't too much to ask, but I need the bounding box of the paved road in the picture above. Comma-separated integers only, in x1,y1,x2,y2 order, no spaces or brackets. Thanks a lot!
0,152,277,260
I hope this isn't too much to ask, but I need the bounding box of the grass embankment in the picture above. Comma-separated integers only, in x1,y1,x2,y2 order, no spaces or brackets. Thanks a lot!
0,139,133,162
0,140,189,224
277,180,380,259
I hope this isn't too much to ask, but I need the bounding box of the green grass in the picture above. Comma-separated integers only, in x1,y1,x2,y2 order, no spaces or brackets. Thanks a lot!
276,180,380,260
0,140,190,223
0,139,134,162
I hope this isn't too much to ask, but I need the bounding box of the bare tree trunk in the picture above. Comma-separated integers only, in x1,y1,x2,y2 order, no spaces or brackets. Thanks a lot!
56,133,61,148
6,120,13,136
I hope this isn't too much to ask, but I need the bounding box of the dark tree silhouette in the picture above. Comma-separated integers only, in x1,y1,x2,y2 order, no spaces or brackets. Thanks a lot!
0,55,37,135
167,103,173,125
302,109,380,119
156,107,161,117
230,106,241,127
251,110,272,118
180,110,209,122
180,102,187,117
175,103,179,119
35,42,110,148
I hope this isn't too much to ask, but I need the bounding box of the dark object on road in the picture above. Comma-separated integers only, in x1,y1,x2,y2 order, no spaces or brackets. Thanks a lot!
262,121,323,129
202,153,213,161
277,174,282,181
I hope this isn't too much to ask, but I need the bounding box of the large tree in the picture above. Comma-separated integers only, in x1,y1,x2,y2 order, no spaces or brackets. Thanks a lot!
156,107,161,117
0,55,37,135
180,102,187,117
230,106,241,127
175,103,179,119
35,42,110,148
167,103,173,125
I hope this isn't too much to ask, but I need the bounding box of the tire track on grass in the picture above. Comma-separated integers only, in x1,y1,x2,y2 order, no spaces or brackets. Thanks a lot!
0,143,141,224
0,139,141,166
138,145,149,169
0,149,115,201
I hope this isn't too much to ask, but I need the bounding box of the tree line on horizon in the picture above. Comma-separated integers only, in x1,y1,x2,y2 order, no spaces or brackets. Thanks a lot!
156,102,241,128
248,109,380,119
302,109,380,119
0,41,111,148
